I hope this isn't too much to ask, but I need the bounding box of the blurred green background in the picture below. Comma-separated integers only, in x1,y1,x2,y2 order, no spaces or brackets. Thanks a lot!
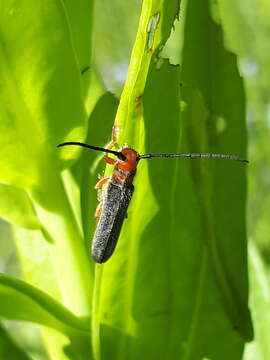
1,0,270,359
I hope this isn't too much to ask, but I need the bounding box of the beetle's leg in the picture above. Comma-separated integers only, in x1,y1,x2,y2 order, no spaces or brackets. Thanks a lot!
94,177,109,190
94,178,108,219
102,125,121,164
108,125,120,148
104,125,120,151
94,202,103,219
104,155,117,165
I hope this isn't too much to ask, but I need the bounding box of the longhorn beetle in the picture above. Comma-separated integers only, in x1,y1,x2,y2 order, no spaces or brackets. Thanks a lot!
58,135,248,264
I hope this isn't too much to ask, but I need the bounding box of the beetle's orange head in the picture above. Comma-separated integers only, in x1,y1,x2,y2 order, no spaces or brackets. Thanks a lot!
117,147,139,172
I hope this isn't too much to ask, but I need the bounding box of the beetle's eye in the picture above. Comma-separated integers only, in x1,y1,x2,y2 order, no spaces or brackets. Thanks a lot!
118,153,126,161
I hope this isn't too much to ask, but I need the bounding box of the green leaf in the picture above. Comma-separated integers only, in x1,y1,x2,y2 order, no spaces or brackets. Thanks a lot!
0,1,93,322
244,243,270,360
180,0,252,342
63,0,94,101
89,0,252,357
0,323,31,360
218,0,270,265
0,184,41,229
0,273,89,334
90,1,182,359
115,0,180,146
178,85,245,359
63,0,93,73
95,60,246,360
12,225,92,360
0,0,87,189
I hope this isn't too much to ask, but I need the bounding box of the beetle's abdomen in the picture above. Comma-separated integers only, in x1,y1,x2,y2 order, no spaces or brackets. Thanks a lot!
92,182,134,263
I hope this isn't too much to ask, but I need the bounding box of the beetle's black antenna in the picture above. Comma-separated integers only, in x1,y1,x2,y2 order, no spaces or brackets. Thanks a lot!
57,142,125,160
139,153,249,163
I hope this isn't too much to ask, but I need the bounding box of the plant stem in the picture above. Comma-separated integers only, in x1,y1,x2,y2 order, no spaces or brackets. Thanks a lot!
91,264,103,360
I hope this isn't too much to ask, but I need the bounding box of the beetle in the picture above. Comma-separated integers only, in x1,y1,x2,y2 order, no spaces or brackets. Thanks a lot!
57,140,248,263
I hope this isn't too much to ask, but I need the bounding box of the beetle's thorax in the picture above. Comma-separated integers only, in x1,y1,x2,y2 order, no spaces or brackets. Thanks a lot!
112,147,139,185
